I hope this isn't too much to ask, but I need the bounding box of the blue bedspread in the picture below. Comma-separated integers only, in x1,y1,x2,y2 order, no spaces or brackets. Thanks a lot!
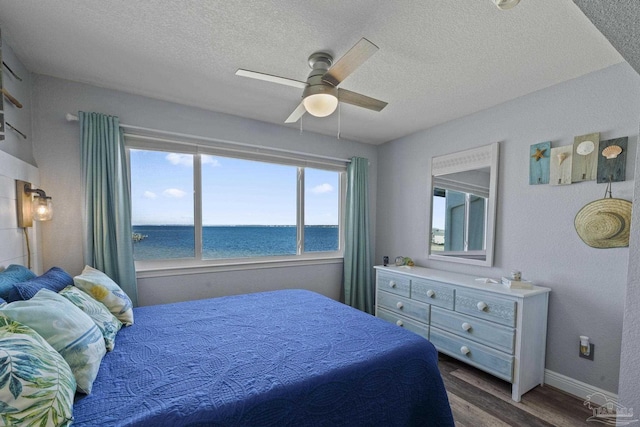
73,289,453,426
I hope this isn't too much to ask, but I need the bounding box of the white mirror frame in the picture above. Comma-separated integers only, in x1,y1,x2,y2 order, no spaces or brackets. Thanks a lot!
428,142,499,267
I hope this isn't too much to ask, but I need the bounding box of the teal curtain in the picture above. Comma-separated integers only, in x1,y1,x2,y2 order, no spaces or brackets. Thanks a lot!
343,157,373,314
79,112,138,306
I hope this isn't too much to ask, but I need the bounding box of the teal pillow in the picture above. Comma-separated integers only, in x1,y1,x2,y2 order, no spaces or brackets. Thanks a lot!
0,265,36,300
59,286,122,351
0,316,75,427
0,289,106,394
73,266,134,326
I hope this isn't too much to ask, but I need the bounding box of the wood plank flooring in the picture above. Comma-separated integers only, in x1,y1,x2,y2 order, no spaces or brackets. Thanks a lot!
438,354,596,426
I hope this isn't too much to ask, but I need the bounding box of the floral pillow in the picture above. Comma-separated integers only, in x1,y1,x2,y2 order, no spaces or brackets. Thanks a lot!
59,285,122,351
0,316,76,427
73,266,134,326
0,289,106,394
0,264,36,300
4,267,74,302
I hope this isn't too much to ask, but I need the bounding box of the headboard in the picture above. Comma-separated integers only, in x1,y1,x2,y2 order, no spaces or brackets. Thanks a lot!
0,149,42,273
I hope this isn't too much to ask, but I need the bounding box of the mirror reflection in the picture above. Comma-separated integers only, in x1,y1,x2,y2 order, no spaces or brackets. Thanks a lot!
429,143,498,266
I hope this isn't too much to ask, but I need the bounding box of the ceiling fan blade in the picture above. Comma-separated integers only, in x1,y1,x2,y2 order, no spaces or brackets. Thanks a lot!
285,102,307,123
322,38,379,87
338,88,387,112
235,69,307,89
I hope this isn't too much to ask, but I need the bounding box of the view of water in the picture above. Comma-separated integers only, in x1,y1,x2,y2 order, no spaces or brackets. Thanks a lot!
132,225,339,260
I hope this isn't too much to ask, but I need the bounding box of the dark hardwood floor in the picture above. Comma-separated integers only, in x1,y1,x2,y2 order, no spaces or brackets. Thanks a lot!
438,354,596,426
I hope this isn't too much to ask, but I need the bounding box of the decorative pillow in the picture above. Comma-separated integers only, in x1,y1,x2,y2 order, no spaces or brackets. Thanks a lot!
73,266,134,326
59,285,122,351
0,316,75,427
0,264,36,300
0,289,106,394
4,267,74,303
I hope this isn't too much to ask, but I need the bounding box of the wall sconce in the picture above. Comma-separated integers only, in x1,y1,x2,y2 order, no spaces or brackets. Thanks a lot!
16,180,53,228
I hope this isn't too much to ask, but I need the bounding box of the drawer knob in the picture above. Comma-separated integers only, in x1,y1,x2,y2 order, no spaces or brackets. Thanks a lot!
426,290,435,298
389,281,397,288
396,320,404,327
477,301,488,311
460,346,471,355
396,301,404,309
461,322,472,332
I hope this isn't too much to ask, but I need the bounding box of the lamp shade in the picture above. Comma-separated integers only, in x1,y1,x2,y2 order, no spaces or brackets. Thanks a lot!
32,197,53,221
303,93,338,117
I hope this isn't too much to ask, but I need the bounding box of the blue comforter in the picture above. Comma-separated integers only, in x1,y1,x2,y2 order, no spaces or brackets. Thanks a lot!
73,289,453,426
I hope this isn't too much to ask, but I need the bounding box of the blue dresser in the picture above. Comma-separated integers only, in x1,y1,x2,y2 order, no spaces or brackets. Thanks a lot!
375,265,550,402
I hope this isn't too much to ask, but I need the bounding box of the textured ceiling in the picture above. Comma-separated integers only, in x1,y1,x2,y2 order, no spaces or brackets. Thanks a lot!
0,0,624,144
574,0,640,75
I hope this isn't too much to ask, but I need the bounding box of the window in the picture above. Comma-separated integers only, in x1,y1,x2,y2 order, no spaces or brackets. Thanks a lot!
128,143,344,266
431,188,487,253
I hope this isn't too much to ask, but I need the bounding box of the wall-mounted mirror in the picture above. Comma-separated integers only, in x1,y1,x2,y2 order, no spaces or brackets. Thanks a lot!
429,142,499,266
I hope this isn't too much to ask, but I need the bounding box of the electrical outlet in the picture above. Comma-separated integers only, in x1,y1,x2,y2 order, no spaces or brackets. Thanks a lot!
579,343,594,360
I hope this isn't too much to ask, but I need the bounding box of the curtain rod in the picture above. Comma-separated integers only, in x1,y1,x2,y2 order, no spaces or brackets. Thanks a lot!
65,113,351,164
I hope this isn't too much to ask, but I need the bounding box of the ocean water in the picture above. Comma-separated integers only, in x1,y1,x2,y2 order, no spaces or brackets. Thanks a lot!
132,225,339,260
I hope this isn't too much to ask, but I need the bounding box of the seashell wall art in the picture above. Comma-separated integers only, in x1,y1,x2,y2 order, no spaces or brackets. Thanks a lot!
531,133,629,186
597,137,628,183
549,145,573,185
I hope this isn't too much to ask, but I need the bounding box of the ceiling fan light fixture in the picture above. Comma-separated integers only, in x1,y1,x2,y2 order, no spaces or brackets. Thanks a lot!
303,93,338,117
493,0,520,10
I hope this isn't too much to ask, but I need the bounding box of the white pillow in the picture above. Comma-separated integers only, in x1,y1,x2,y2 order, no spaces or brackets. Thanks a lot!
59,285,123,351
73,266,134,326
0,289,107,394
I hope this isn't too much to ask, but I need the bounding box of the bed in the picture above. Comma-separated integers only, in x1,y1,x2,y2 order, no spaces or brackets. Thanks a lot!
72,289,454,426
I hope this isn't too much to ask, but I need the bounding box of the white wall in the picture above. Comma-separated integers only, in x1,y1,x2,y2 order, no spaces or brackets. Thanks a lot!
30,75,377,304
619,119,640,410
0,150,42,273
376,62,640,394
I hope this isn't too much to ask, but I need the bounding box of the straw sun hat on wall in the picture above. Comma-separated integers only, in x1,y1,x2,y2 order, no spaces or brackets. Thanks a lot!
574,198,632,249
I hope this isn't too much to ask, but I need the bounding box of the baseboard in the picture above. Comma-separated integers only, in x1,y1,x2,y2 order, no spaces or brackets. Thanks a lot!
544,369,617,406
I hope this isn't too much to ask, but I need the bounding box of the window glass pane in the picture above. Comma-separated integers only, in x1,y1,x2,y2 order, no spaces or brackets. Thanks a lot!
431,190,446,252
130,149,195,260
201,155,297,259
304,168,340,252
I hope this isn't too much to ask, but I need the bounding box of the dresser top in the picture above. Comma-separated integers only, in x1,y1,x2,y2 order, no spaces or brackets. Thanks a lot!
375,265,550,297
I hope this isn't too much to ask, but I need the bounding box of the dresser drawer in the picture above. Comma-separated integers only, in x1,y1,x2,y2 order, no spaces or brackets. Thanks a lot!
377,273,411,298
455,290,516,327
411,278,455,310
377,308,429,340
431,306,515,354
377,290,430,323
430,327,513,382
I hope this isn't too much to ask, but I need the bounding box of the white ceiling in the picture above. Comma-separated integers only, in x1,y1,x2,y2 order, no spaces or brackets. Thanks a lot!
0,0,624,145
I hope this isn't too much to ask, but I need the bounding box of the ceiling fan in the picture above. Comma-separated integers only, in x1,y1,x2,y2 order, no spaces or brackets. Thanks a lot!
236,38,388,123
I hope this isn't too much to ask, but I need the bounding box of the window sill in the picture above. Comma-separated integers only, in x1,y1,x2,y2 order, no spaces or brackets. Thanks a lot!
135,255,344,279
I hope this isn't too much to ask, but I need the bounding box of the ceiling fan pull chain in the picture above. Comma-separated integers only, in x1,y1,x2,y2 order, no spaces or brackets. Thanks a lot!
337,102,341,140
300,115,303,134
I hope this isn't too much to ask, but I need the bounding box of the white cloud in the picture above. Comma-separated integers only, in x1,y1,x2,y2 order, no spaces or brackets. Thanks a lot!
166,153,193,167
143,191,157,199
163,188,187,198
202,155,221,167
311,183,333,194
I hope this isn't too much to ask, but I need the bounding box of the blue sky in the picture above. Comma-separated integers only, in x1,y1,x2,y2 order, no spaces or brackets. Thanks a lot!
130,149,339,226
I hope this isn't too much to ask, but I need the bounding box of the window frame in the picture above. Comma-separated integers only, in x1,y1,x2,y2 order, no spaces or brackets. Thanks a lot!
126,136,346,274
432,187,488,257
